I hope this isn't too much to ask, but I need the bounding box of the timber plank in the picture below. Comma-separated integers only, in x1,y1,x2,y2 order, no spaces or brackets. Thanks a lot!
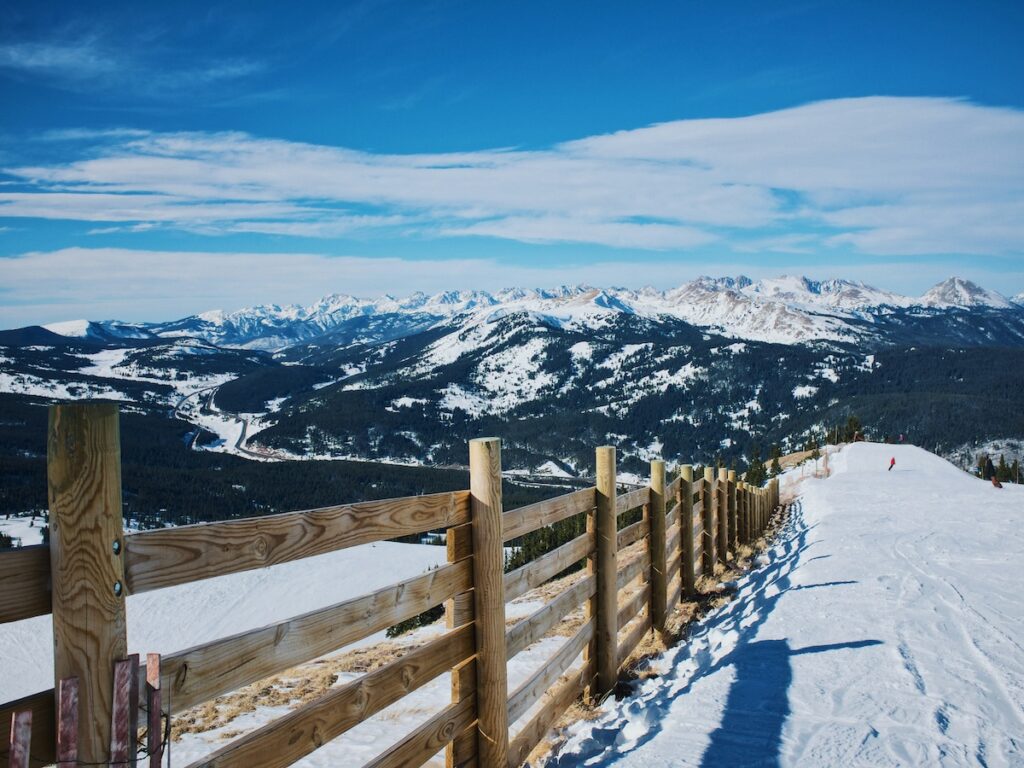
503,532,591,603
506,576,595,660
365,695,476,768
125,491,470,594
502,489,595,542
161,559,472,713
617,610,652,669
507,620,594,726
505,661,591,768
616,518,649,550
187,625,474,768
0,546,50,624
614,487,650,515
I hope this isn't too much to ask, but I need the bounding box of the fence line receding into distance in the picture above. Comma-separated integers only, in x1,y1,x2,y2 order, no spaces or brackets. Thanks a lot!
0,402,781,768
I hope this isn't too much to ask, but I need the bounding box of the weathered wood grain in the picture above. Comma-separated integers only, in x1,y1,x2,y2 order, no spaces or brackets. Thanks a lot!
717,468,730,562
665,500,679,530
617,609,652,669
502,488,595,542
0,546,50,625
702,467,716,575
506,575,595,660
124,490,471,594
665,522,680,560
507,619,594,726
595,446,618,697
161,559,472,713
186,625,474,768
615,518,649,550
614,486,650,516
616,550,651,591
364,695,476,768
665,476,680,500
617,583,650,629
503,532,592,603
48,402,127,762
446,520,476,768
679,465,696,599
468,437,508,768
505,660,591,768
667,573,682,612
648,459,667,634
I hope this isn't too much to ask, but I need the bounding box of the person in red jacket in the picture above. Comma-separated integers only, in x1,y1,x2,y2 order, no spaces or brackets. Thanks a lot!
888,457,896,472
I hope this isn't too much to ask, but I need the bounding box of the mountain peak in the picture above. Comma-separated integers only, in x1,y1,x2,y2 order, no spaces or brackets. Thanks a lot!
920,277,1011,309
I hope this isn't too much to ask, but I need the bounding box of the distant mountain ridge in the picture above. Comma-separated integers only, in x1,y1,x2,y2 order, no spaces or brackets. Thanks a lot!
35,275,1024,350
3,273,1024,479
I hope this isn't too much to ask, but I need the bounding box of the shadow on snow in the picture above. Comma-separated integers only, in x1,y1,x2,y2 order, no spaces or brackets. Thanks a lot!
546,500,883,768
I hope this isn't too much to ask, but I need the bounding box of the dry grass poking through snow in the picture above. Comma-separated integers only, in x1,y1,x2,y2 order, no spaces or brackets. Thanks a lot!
171,637,429,741
172,504,790,763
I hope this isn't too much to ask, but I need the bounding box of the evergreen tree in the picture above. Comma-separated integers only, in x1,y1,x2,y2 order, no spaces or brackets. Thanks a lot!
997,454,1011,482
745,447,767,487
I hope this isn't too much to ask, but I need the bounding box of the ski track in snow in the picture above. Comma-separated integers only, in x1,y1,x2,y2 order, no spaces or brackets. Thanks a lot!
547,443,1024,768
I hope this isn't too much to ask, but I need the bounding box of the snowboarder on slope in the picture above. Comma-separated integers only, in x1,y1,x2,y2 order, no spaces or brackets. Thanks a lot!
983,455,1003,488
888,457,895,472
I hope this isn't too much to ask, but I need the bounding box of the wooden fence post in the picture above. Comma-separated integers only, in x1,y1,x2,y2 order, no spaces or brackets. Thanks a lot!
48,402,127,763
648,460,667,634
717,467,729,563
679,465,695,598
446,515,475,768
468,438,508,767
727,470,738,551
595,446,618,697
702,467,716,575
737,481,747,545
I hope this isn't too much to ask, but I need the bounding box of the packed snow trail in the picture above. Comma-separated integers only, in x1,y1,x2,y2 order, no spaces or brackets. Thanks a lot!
549,443,1024,767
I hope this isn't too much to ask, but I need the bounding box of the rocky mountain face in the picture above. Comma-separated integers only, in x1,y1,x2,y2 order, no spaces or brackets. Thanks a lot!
4,276,1024,478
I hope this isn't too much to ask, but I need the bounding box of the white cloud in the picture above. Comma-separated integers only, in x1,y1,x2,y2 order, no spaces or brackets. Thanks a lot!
2,97,1023,255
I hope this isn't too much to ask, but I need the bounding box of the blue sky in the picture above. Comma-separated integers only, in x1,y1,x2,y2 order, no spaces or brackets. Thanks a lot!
2,0,1023,324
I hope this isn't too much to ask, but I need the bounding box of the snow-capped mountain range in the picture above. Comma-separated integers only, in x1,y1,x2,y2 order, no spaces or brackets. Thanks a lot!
39,276,1023,350
3,273,1024,477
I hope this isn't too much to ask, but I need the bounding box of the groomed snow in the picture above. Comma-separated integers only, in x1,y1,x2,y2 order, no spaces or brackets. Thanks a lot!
547,443,1024,767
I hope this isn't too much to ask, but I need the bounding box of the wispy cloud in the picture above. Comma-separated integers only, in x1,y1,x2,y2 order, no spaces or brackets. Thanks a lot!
0,34,264,99
2,97,1024,255
0,40,117,79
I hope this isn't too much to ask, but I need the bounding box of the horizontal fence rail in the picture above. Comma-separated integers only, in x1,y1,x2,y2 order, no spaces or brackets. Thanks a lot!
0,403,783,768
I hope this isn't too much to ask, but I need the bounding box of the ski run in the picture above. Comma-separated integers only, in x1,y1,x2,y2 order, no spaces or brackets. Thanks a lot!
550,443,1023,767
2,441,1021,766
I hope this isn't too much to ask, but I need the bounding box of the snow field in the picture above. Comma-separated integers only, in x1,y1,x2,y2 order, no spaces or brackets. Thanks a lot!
0,533,594,767
546,443,1024,767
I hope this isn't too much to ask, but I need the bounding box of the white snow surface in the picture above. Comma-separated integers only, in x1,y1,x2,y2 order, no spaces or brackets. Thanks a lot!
548,443,1024,767
38,275,1019,350
0,541,448,704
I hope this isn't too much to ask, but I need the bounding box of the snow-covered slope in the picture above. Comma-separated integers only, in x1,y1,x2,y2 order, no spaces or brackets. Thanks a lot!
549,443,1024,767
0,541,450,704
920,277,1014,309
35,276,1022,349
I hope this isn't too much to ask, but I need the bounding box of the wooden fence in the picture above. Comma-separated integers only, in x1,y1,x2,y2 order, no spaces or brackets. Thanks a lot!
1,403,780,768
